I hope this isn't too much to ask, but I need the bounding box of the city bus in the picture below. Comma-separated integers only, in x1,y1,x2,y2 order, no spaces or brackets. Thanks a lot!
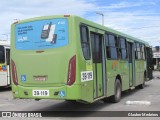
11,15,152,103
0,40,10,87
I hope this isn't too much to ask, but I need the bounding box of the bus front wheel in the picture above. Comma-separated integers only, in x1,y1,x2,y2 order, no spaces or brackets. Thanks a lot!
110,79,122,103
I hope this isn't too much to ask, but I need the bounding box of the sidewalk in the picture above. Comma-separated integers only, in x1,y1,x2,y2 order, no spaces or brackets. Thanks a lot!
153,71,160,79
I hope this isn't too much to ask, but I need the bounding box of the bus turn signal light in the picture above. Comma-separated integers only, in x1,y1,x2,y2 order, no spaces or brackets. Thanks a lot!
11,59,18,85
67,55,76,86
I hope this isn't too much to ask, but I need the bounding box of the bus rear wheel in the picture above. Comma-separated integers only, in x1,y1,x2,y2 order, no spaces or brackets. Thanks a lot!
110,79,122,103
139,80,145,89
139,74,146,89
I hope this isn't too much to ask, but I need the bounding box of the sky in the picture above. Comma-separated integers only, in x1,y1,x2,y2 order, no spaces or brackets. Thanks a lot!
0,0,160,46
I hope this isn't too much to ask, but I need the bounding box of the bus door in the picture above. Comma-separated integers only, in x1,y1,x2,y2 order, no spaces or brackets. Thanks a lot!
128,42,135,87
90,32,106,99
5,48,10,85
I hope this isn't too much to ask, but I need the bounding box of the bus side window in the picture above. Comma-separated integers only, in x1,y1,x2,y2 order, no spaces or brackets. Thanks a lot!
141,45,145,60
0,46,5,63
106,33,118,59
105,34,110,58
134,43,138,59
119,37,127,60
80,25,91,60
136,43,141,59
6,49,10,65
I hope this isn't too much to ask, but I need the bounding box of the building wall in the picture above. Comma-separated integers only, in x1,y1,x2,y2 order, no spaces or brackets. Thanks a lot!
152,46,160,70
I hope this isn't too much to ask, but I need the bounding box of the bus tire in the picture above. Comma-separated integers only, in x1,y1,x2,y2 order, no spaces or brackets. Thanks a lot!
110,79,122,103
139,81,145,89
65,100,76,103
139,74,146,89
103,97,109,103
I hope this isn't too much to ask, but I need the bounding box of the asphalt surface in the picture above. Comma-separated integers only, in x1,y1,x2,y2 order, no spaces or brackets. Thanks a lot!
0,71,160,120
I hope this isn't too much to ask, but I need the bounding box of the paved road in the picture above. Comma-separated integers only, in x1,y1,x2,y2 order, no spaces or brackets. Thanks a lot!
0,71,160,120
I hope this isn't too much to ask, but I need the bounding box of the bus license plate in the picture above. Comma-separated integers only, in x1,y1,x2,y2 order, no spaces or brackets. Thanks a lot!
32,90,49,96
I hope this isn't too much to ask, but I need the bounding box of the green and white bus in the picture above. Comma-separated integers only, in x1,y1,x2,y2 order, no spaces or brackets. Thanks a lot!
11,15,152,103
0,40,10,88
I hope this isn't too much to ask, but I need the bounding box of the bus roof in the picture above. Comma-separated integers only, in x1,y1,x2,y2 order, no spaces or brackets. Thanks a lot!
75,16,149,46
12,15,149,46
0,40,10,46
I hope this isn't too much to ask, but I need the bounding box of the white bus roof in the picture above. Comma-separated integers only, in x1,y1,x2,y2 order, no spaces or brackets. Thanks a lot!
0,40,10,46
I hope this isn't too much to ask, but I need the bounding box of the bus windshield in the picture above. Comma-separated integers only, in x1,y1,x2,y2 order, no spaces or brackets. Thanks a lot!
0,46,5,63
15,18,68,50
